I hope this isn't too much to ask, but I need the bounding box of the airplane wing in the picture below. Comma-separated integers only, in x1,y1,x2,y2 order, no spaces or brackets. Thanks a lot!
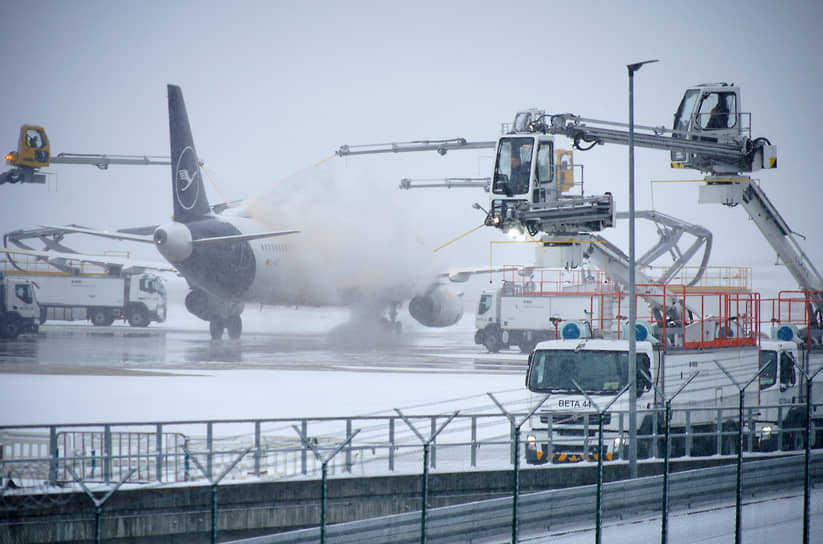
438,266,515,283
40,224,154,243
40,224,300,245
1,246,178,274
190,230,300,244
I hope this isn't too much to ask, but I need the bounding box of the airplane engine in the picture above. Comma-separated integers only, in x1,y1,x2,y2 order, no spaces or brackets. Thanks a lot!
153,221,192,262
408,285,464,327
185,289,219,321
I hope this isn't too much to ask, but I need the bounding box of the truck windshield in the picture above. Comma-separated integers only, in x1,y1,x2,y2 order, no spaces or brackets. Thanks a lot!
528,349,651,394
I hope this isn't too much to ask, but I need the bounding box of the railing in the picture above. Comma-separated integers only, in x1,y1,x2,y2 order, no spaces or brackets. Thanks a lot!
1,402,820,490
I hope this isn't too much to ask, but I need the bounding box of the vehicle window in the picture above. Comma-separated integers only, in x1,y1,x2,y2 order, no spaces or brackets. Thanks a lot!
15,284,33,304
25,128,45,149
673,89,699,134
699,92,737,130
535,142,554,184
477,294,492,315
780,351,796,387
760,350,777,389
493,138,532,196
527,350,631,393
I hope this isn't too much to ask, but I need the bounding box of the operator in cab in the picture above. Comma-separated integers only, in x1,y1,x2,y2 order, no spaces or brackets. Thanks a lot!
509,153,530,194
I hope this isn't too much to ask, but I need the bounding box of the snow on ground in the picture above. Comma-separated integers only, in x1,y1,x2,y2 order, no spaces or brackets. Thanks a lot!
523,488,823,544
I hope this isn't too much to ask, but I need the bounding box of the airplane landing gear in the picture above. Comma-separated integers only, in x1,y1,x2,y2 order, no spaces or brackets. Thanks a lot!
209,318,224,340
209,315,242,340
226,315,242,339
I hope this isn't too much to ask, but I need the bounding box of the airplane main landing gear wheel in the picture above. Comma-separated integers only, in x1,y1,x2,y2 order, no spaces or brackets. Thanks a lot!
209,319,225,340
226,315,242,339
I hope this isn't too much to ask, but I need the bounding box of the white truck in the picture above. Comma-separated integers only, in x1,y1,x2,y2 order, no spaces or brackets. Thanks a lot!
522,289,816,464
0,272,39,339
31,272,167,327
474,267,616,353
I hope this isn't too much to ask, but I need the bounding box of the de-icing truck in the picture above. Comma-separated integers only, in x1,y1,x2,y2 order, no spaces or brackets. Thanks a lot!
523,286,822,464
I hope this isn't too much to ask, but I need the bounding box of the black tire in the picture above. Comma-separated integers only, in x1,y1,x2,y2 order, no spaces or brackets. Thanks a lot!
482,325,502,353
90,308,113,327
2,317,21,340
226,315,242,339
39,306,48,325
127,306,149,327
210,319,224,340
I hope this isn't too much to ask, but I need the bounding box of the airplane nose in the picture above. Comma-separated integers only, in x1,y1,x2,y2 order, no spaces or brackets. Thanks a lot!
153,221,193,262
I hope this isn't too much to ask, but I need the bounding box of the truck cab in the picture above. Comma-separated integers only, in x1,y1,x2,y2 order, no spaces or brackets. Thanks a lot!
0,273,40,339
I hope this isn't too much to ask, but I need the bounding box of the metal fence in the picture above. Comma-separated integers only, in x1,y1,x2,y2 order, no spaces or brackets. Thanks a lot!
1,402,820,488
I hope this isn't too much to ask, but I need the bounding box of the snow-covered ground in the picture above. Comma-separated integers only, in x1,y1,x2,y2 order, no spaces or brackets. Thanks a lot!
524,488,823,544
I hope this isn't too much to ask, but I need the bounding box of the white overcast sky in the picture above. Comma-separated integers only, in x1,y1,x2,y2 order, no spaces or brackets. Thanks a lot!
1,0,820,291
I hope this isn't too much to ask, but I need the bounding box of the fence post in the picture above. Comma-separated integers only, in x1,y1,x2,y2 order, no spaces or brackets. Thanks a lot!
345,419,353,473
49,426,57,486
183,445,250,544
207,422,213,480
713,359,772,544
800,362,823,544
487,392,551,544
66,465,136,544
389,417,395,472
471,416,477,468
395,409,459,544
254,421,261,478
293,428,361,544
301,420,308,476
103,425,111,485
569,380,631,544
155,424,163,483
661,372,699,544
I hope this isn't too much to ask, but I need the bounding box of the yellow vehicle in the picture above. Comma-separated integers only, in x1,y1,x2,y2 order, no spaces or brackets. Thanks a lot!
2,124,169,185
6,125,51,169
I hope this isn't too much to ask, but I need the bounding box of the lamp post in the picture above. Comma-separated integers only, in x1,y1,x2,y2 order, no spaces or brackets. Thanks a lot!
627,59,658,478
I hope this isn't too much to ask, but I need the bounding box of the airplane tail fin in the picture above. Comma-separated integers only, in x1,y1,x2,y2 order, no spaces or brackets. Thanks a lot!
168,84,211,222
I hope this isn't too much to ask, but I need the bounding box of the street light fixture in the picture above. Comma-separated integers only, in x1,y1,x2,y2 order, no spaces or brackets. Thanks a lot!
627,59,658,479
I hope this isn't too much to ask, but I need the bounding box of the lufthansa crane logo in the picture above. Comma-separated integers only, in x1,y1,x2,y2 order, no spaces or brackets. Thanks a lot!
175,146,200,210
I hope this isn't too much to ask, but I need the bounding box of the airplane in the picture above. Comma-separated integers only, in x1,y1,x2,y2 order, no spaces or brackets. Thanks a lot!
30,85,472,340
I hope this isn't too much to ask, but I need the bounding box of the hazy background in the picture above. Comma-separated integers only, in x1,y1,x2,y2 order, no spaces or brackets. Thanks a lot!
1,0,820,302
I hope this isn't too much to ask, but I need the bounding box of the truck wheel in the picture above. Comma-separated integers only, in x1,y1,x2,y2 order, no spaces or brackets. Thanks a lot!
481,325,502,353
226,315,242,339
483,334,502,353
39,307,48,325
2,317,21,340
90,308,113,327
127,307,149,327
